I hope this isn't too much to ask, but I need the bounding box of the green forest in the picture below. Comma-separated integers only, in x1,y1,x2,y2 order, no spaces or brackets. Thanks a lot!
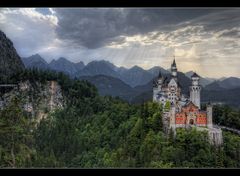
0,69,240,168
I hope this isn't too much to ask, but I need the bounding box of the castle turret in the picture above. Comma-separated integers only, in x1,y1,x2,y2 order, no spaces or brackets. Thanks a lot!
207,102,213,128
190,72,201,109
171,58,177,79
157,70,163,89
153,80,158,102
153,70,163,102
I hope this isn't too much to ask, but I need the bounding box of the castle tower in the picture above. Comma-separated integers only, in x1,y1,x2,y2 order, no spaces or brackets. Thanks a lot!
207,102,213,128
168,106,177,136
157,70,163,89
169,106,176,129
153,81,158,102
190,72,201,109
171,58,177,80
153,70,163,102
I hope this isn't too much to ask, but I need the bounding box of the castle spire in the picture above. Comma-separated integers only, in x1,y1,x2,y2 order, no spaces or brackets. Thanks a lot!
172,57,176,67
191,72,200,78
171,56,177,78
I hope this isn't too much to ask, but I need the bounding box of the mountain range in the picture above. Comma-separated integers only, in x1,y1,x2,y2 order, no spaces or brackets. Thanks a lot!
22,55,85,77
22,54,232,89
21,54,169,87
20,54,240,107
204,77,240,91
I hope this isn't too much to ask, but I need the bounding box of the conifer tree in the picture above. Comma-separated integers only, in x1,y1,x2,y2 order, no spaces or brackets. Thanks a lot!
0,97,35,167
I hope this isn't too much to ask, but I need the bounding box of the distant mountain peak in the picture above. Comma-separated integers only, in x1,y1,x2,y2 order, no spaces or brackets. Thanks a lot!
31,53,41,57
76,61,85,67
228,76,239,80
88,59,114,66
76,61,84,64
86,60,118,72
27,54,47,64
205,76,240,90
57,57,71,63
219,77,227,81
130,65,143,71
49,57,74,65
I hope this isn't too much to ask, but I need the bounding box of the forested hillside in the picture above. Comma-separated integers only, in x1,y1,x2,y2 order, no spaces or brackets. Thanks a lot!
1,69,240,168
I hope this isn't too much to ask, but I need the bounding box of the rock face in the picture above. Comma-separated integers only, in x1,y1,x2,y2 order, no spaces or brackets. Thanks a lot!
0,80,64,122
0,30,25,83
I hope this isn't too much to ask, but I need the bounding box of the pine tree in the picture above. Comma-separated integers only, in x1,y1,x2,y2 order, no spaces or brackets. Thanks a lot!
215,147,224,168
168,128,175,145
0,97,35,167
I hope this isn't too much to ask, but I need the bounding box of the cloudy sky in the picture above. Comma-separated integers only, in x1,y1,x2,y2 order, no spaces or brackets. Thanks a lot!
0,8,240,78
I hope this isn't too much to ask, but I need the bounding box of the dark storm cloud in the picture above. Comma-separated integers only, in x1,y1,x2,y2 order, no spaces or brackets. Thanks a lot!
55,9,126,49
150,9,240,41
187,9,240,32
54,8,223,49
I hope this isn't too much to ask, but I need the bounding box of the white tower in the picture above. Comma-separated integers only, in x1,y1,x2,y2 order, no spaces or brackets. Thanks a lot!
190,72,201,109
169,106,176,127
169,106,176,135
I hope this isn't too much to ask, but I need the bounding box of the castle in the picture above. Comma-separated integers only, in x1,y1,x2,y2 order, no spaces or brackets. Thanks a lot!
153,59,223,146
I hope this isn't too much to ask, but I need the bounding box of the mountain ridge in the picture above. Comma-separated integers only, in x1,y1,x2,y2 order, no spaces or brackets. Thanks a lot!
205,77,240,90
0,30,25,83
21,53,240,96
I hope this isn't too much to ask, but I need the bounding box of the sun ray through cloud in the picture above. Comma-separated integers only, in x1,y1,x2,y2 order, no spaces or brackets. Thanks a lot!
0,8,239,78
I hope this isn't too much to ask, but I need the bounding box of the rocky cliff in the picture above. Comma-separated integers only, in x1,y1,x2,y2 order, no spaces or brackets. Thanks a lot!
0,30,25,83
0,80,64,122
0,30,64,122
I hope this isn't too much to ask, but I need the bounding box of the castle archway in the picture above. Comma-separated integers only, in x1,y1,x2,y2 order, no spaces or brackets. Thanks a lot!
189,119,194,125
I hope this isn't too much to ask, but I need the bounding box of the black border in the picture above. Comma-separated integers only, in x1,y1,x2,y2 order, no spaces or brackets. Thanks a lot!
0,168,239,176
0,0,240,7
0,0,240,175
